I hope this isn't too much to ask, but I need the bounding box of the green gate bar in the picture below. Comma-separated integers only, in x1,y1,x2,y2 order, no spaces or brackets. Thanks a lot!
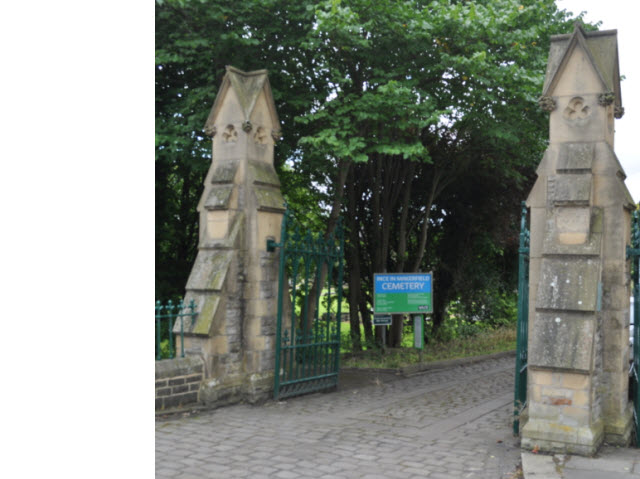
270,208,345,400
514,202,530,435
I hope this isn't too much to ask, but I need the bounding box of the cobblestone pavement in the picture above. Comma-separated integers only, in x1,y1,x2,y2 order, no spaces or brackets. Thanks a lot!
156,356,522,478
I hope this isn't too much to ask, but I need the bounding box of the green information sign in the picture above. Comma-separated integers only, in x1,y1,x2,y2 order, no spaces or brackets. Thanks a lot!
374,273,433,314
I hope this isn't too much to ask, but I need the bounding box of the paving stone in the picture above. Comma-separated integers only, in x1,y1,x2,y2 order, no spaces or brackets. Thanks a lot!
567,455,635,473
156,356,523,479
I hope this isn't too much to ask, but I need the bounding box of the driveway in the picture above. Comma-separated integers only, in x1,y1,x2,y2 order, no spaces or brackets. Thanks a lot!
156,355,521,478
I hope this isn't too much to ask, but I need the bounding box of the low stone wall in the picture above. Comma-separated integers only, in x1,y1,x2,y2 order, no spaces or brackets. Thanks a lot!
155,356,204,411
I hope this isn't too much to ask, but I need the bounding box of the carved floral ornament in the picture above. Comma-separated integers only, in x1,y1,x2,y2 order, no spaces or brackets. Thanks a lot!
598,92,615,106
253,126,268,145
539,93,625,119
597,91,625,118
222,124,238,142
538,96,556,112
563,96,591,121
205,123,281,143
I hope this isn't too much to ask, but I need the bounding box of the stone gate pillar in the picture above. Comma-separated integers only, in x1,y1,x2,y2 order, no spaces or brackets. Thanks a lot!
176,67,285,406
522,24,635,455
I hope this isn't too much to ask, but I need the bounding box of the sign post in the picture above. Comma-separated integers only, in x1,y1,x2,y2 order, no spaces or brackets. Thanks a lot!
413,314,424,349
413,314,424,362
373,314,392,351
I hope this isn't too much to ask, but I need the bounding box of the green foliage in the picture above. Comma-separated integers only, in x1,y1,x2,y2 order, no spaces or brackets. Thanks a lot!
342,324,517,369
156,0,590,352
156,0,328,299
159,339,174,360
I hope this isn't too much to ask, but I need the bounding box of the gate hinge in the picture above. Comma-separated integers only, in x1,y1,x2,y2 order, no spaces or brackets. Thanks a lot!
266,238,280,252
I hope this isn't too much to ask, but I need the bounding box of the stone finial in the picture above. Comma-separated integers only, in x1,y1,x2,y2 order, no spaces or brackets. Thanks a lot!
203,66,281,138
542,25,623,117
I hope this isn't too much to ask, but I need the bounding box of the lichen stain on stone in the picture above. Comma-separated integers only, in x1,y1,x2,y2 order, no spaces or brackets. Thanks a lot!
205,186,233,210
249,161,280,187
206,252,232,290
193,295,221,336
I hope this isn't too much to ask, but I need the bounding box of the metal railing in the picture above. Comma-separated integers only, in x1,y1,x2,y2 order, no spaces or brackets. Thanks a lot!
269,207,345,399
514,201,530,435
155,300,197,360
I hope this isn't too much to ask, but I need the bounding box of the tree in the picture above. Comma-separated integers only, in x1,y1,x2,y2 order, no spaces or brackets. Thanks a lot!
155,0,327,299
156,0,585,350
294,0,578,346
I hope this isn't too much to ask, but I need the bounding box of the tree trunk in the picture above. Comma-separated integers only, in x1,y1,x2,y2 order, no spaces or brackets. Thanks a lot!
304,158,351,330
346,175,362,351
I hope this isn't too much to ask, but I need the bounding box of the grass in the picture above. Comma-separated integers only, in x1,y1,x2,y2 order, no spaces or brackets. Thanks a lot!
340,324,517,369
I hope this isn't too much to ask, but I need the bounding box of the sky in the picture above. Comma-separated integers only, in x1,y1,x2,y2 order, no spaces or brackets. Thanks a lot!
557,0,640,203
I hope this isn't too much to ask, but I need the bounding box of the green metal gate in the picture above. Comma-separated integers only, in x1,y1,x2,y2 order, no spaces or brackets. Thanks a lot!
628,207,640,445
514,202,530,435
267,208,345,400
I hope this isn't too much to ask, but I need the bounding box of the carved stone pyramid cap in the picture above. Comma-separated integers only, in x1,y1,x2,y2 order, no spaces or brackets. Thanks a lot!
203,66,281,137
543,22,623,115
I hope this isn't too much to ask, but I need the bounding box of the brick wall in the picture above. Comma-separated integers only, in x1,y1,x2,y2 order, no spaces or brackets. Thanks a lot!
155,356,204,411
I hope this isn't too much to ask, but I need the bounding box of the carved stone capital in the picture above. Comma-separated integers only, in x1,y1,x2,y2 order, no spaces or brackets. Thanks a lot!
242,120,252,133
598,92,615,106
614,106,625,119
271,129,281,142
204,125,217,137
538,96,556,112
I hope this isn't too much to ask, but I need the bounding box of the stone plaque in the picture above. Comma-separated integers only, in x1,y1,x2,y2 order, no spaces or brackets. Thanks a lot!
536,257,599,311
557,143,594,171
547,174,591,205
529,312,595,372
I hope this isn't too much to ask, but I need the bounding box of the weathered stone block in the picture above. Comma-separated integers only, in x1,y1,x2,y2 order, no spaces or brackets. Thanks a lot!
206,210,230,239
542,208,602,255
541,386,573,403
536,257,600,311
527,178,547,209
210,160,239,184
573,389,590,408
557,143,594,172
172,384,189,394
601,261,628,288
155,356,204,379
156,387,171,397
529,313,595,372
547,174,592,206
531,369,555,386
204,185,234,210
248,160,281,187
549,94,608,145
602,284,630,311
254,186,285,213
192,294,221,336
185,250,233,292
561,373,590,390
594,174,635,208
